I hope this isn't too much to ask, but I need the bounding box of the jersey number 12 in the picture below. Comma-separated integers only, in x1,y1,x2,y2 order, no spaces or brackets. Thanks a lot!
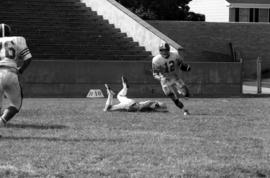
164,61,175,73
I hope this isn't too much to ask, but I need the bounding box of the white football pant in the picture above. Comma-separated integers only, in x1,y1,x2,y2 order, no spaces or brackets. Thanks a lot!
0,68,22,111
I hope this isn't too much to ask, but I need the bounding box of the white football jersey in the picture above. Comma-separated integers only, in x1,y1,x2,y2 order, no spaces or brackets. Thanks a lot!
0,36,32,68
152,51,183,79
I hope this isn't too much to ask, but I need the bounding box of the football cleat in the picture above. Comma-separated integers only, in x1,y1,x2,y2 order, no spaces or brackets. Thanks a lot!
121,76,129,88
183,109,190,116
0,23,11,37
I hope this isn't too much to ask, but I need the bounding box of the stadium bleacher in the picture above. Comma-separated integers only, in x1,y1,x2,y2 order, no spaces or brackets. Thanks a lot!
0,0,152,61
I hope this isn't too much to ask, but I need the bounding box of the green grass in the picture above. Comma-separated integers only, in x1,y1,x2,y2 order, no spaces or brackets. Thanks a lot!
0,98,270,177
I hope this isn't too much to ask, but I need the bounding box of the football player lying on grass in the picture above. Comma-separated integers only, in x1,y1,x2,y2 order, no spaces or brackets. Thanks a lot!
103,76,168,112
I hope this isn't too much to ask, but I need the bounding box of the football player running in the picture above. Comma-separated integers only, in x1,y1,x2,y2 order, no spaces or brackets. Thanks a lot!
103,76,168,112
152,42,191,115
0,23,32,126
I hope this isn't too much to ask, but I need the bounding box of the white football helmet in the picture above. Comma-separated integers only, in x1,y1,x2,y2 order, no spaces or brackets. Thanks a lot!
0,23,11,37
159,42,170,58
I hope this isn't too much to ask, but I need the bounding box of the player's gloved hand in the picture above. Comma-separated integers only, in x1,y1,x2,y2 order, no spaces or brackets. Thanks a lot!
180,63,191,72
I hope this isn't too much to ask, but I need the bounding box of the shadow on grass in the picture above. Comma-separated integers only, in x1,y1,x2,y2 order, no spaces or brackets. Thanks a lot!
6,123,68,130
0,136,127,143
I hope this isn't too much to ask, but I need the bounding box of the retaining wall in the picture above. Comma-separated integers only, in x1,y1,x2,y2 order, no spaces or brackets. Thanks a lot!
21,60,242,97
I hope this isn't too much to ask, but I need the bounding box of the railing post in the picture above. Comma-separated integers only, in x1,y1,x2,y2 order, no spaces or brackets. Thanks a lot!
257,56,262,94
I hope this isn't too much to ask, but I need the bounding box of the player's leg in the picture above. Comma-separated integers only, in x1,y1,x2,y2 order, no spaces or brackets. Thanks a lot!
117,76,135,105
0,72,22,126
174,80,190,115
103,83,135,111
138,100,168,112
175,79,190,98
0,72,5,126
117,76,129,101
0,89,4,117
103,84,115,111
154,101,168,112
109,76,138,111
162,84,184,109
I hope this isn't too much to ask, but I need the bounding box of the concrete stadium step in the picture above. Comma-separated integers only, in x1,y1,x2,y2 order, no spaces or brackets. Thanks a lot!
27,39,138,47
12,21,115,28
27,36,135,43
0,3,85,8
31,46,151,55
0,0,152,63
6,22,113,30
23,31,127,39
27,40,138,48
0,9,92,15
2,1,82,5
20,31,123,38
32,54,152,60
0,1,85,6
0,4,89,10
0,6,90,11
29,31,127,37
0,12,96,19
0,6,87,12
26,34,128,41
2,0,81,4
3,0,81,2
34,46,150,55
1,16,105,22
32,44,145,50
0,10,97,16
31,48,150,56
11,26,120,34
3,18,110,25
18,29,123,35
0,13,98,19
28,41,137,48
6,22,110,28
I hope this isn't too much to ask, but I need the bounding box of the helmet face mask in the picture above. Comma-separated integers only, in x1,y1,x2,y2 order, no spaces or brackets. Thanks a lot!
0,23,11,37
159,49,170,58
159,42,170,58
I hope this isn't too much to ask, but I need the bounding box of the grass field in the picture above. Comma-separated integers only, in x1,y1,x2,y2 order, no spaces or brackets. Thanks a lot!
0,97,270,177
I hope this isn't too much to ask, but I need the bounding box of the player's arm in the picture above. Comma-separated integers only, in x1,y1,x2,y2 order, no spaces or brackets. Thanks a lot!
17,37,32,74
176,53,191,72
152,62,162,80
18,58,32,74
180,62,191,72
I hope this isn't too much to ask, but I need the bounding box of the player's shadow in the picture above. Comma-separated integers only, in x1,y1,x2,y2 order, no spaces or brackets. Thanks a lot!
0,136,127,143
6,123,68,130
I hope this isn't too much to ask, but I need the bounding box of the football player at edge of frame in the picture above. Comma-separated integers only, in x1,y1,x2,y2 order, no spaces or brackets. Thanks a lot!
152,42,191,116
0,23,32,126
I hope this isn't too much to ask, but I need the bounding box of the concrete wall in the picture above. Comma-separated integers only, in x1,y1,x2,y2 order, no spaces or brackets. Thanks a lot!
80,0,183,56
149,21,270,79
21,60,242,97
